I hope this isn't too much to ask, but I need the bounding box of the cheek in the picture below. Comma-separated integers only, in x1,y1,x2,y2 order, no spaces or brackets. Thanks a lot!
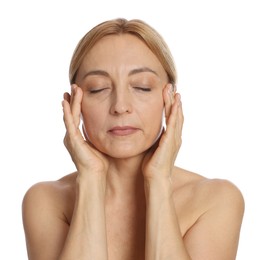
81,104,102,135
148,94,164,117
139,98,164,128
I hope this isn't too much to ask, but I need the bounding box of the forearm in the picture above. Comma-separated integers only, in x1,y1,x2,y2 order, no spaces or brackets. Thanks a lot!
144,178,191,260
59,174,108,260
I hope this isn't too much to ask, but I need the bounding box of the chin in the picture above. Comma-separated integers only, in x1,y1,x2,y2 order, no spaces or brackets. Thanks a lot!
101,136,161,160
101,146,147,159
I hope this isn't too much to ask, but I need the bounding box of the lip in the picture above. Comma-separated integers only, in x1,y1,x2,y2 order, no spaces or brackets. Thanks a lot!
108,126,140,136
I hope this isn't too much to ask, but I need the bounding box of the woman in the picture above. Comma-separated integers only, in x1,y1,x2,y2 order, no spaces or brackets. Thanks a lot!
22,18,244,260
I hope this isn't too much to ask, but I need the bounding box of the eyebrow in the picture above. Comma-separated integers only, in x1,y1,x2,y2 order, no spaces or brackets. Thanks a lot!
83,70,110,79
83,67,159,80
128,67,159,77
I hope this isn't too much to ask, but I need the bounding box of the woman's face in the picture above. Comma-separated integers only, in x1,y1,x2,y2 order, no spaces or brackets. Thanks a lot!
75,34,168,158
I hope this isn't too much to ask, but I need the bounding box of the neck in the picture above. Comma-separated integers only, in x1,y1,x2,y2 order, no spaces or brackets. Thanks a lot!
105,154,145,199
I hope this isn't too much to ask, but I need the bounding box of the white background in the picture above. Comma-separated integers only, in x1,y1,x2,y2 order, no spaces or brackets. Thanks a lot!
0,0,269,259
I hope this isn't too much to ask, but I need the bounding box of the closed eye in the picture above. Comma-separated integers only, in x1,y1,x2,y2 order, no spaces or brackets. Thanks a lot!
89,88,109,94
134,87,151,92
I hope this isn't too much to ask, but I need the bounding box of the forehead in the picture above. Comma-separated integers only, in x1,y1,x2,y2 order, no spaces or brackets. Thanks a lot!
78,34,167,80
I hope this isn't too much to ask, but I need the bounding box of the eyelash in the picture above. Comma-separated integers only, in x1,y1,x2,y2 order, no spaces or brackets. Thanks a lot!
89,88,108,94
134,87,151,92
88,87,151,94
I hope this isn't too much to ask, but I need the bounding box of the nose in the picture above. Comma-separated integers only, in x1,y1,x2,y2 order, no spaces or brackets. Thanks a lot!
110,88,132,115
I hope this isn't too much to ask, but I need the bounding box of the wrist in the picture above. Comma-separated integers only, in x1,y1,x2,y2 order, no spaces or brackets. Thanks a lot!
144,177,173,200
142,165,173,180
76,171,107,194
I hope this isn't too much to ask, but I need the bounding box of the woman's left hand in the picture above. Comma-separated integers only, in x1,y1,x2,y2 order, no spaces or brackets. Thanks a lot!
142,83,184,181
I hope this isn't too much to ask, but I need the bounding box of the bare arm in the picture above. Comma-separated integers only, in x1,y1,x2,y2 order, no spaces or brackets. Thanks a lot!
22,176,108,260
143,85,244,259
183,180,245,260
22,182,70,260
143,85,190,259
144,179,191,259
144,177,244,260
59,85,109,259
59,174,108,260
22,85,109,259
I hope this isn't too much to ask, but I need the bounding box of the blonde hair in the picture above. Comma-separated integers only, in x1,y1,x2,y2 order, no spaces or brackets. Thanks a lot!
69,18,177,86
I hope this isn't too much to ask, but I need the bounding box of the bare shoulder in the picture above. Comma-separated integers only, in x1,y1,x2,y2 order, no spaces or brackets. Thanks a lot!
172,167,244,258
23,173,76,206
22,173,77,259
172,167,245,236
172,166,244,205
22,172,77,224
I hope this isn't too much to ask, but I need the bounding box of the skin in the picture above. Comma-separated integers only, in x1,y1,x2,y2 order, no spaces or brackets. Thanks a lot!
22,34,244,260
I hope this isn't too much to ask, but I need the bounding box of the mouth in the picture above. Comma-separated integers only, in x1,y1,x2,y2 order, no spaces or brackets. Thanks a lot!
108,126,140,136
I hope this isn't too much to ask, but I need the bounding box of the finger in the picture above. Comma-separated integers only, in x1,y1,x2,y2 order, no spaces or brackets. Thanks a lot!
63,92,71,103
165,93,181,142
177,93,184,134
70,84,83,128
163,84,174,124
174,93,184,148
70,84,78,109
62,88,79,136
62,99,77,136
62,98,86,154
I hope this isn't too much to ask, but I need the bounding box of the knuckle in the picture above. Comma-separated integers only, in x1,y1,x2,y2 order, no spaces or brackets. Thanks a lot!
63,137,68,147
63,134,70,147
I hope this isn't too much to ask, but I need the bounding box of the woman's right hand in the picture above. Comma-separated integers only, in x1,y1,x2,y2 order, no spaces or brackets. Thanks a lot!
62,84,109,178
